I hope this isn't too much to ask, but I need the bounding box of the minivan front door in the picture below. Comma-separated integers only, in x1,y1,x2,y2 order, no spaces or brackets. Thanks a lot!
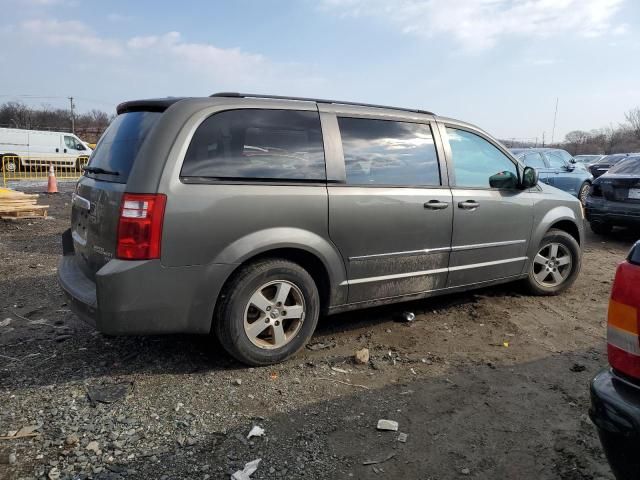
443,126,534,287
324,112,453,304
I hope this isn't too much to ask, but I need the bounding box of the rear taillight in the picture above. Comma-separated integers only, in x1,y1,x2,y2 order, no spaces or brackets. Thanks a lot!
116,193,167,260
607,260,640,379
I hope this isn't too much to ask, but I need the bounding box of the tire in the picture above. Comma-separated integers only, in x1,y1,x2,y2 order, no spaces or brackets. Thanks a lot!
578,182,590,206
214,258,320,366
524,229,581,296
590,221,612,235
1,154,19,173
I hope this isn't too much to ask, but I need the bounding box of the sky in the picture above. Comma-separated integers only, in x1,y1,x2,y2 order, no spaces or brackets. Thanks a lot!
1,0,639,141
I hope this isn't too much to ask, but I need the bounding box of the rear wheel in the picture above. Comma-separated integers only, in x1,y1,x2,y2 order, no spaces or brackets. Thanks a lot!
524,229,581,295
1,155,19,173
590,221,613,235
214,258,320,366
578,182,590,206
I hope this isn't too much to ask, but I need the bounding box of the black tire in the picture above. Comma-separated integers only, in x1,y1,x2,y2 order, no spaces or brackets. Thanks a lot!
524,228,581,296
1,154,19,173
590,221,613,235
578,182,590,206
214,258,320,366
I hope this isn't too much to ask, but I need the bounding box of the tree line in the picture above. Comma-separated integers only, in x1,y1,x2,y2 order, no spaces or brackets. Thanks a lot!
0,101,113,143
525,107,640,155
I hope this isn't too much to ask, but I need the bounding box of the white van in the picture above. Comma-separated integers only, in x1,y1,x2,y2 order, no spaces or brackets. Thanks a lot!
0,127,93,172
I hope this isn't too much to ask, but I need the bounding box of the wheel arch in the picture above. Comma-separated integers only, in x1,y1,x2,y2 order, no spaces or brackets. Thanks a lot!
528,206,583,260
209,228,348,319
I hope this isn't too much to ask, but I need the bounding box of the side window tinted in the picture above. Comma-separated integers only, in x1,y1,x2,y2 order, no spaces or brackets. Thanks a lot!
181,109,326,180
523,152,546,168
446,128,517,188
545,153,565,169
338,117,440,186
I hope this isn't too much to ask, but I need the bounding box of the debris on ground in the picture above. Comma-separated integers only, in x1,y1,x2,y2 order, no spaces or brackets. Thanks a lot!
363,452,396,465
247,425,265,439
397,432,408,443
354,348,370,365
401,311,416,322
0,424,40,440
234,378,243,386
570,363,586,372
0,318,11,327
377,419,399,431
461,467,471,475
231,458,261,480
306,340,336,351
331,366,348,374
86,382,133,406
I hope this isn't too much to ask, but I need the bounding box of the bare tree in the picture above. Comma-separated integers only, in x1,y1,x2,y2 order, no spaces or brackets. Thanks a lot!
625,107,640,140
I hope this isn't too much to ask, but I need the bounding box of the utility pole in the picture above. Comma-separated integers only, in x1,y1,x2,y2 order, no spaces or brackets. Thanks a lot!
551,97,559,145
542,131,546,147
68,96,75,134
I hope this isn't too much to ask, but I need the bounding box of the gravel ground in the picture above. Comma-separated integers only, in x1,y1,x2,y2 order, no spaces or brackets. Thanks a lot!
1,183,638,479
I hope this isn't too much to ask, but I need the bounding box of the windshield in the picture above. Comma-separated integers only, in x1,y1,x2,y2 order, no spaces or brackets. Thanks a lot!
86,111,161,183
608,157,640,175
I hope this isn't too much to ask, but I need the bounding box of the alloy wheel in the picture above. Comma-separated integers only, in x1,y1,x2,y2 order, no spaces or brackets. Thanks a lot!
243,280,306,350
532,242,573,287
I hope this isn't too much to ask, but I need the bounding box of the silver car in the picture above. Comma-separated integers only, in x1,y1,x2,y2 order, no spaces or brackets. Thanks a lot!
58,93,584,365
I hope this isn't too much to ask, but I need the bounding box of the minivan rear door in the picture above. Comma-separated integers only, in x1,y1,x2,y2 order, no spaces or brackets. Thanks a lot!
71,110,162,279
323,107,453,304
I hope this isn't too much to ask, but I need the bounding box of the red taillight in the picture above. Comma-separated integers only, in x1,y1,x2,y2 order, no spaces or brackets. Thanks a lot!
116,193,166,260
607,261,640,379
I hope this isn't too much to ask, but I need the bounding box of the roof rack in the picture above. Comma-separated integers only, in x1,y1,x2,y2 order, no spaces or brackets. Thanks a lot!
210,92,435,116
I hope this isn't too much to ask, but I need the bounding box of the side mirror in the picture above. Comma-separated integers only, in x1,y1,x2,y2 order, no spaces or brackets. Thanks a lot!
76,143,85,151
565,163,575,171
489,170,518,189
570,158,577,164
521,166,539,188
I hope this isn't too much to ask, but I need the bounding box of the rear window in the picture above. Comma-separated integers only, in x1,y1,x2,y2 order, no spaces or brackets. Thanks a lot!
181,109,326,181
86,111,161,183
608,157,640,174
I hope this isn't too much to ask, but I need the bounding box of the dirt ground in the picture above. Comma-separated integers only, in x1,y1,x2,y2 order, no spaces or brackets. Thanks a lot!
1,182,638,480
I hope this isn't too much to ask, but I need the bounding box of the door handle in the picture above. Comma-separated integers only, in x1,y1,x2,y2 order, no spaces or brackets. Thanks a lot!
458,200,480,210
64,149,67,153
55,148,59,153
424,200,449,210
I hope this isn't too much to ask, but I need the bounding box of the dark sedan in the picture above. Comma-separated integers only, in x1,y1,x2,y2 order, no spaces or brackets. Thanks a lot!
589,153,635,178
511,148,593,204
590,241,640,480
586,156,640,234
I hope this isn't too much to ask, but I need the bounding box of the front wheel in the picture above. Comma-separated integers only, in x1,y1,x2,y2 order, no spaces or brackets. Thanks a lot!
214,258,320,366
578,182,590,206
524,229,581,295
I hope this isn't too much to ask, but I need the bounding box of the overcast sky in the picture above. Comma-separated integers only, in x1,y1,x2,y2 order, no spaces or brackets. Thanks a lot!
1,0,639,141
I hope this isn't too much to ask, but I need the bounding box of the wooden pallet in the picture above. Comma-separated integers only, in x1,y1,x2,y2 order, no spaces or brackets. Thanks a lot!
0,188,48,219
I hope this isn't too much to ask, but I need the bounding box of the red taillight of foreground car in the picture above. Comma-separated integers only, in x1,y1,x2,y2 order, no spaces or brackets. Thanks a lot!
116,193,167,260
607,260,640,379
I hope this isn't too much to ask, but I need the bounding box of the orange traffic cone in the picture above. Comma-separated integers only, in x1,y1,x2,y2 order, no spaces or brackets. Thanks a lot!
47,164,58,194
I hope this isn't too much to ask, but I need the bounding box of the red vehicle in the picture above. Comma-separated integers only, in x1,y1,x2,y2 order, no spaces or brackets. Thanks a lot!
590,240,640,479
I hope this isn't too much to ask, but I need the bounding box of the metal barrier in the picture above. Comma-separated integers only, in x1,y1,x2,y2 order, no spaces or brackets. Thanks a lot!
1,155,88,186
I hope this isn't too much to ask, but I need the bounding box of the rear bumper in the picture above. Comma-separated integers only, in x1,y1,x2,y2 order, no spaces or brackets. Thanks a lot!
57,229,236,335
589,369,640,480
585,200,640,226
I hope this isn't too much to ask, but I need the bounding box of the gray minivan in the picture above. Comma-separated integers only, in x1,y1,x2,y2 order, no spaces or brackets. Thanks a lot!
58,93,584,365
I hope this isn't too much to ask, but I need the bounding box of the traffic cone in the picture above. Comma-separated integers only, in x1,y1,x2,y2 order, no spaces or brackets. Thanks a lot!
47,164,58,194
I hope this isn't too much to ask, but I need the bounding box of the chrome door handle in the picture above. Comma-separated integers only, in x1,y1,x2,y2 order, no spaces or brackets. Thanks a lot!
458,200,480,210
424,200,449,210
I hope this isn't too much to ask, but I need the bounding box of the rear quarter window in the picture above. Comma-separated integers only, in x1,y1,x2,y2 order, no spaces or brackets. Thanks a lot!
181,109,326,181
86,111,161,183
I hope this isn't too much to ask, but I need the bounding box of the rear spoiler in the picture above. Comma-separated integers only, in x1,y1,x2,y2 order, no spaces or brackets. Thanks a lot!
116,98,185,115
